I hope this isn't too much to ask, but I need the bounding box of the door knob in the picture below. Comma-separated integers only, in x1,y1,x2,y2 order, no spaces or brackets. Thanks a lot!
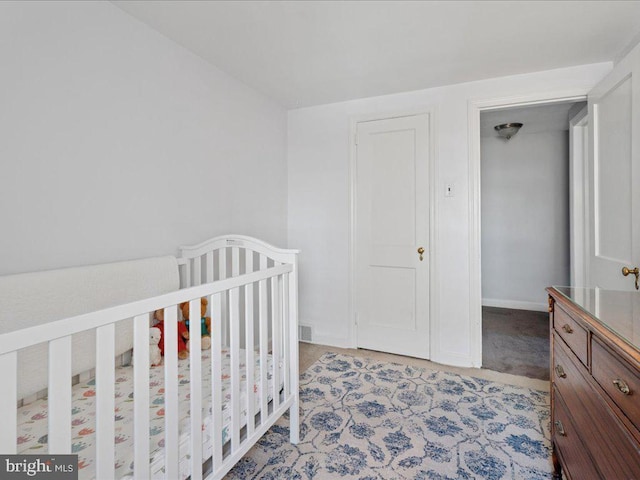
417,247,425,261
622,266,639,290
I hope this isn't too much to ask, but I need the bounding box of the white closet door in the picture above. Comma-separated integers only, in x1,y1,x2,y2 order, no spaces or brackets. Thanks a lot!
355,114,430,359
588,44,640,291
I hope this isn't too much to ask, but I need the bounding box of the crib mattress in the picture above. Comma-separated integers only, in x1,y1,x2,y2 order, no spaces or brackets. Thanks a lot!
17,348,278,479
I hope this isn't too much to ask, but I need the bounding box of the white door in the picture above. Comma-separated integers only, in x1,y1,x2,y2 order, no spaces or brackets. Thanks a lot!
588,45,640,291
355,114,430,358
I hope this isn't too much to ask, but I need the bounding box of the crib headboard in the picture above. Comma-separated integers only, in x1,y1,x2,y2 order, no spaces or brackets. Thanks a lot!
0,256,179,399
177,234,299,287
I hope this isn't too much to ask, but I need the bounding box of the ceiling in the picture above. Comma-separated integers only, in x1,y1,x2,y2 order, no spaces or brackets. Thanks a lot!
113,1,640,108
480,102,586,138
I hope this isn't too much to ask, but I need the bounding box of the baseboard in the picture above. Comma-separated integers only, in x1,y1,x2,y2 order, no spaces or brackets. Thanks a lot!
305,333,353,349
482,298,548,313
307,333,476,368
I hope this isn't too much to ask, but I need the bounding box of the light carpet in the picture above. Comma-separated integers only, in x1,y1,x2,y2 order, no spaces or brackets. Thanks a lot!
226,352,552,480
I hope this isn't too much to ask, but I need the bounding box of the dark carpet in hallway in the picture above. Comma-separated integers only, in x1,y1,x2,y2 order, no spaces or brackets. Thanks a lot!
482,306,550,380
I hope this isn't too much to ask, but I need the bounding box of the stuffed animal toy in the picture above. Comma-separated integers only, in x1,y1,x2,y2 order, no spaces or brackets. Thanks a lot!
153,308,189,360
149,327,162,366
179,298,211,350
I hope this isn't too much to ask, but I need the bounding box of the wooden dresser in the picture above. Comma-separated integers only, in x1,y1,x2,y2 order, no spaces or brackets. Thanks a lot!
548,287,640,479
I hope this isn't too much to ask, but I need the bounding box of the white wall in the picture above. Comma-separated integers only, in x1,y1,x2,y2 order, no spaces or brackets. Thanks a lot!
0,1,287,275
287,62,610,366
481,131,570,311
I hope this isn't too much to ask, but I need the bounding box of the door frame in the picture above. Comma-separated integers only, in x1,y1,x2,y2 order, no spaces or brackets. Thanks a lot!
348,108,438,356
569,106,589,287
468,89,588,367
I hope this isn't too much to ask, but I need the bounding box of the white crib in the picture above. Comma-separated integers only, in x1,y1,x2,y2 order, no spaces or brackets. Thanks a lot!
0,235,299,480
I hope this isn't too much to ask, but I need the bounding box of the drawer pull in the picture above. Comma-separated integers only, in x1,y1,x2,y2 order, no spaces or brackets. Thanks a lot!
613,378,632,395
554,420,566,436
561,324,573,334
555,365,567,378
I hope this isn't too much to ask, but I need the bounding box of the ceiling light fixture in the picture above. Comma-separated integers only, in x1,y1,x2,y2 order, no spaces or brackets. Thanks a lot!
494,123,523,140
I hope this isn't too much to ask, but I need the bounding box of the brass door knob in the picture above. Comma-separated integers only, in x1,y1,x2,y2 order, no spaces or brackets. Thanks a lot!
622,266,640,290
417,247,425,261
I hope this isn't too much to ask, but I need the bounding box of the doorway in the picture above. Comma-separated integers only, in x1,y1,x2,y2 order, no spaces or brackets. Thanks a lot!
479,101,586,379
352,113,431,359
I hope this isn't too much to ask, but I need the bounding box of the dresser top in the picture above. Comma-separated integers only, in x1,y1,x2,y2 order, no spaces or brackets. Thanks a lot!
552,286,640,352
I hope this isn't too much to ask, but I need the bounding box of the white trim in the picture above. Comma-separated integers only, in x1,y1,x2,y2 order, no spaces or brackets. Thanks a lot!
348,119,357,349
348,107,438,358
428,105,440,364
482,298,548,313
569,106,589,287
306,334,354,349
569,104,589,125
592,100,602,259
468,89,590,368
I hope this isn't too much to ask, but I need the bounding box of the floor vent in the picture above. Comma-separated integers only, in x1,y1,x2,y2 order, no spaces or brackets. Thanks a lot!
298,325,313,342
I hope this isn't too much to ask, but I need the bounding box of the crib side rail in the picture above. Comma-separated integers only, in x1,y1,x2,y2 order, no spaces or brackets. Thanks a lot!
0,265,291,355
0,264,291,455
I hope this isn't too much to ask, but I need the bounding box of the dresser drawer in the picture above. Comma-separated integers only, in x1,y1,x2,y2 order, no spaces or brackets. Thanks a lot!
553,334,640,478
553,387,602,479
554,304,588,366
553,334,591,403
592,337,640,433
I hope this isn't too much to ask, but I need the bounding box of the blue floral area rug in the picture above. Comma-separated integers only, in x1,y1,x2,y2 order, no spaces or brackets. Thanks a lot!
226,352,552,480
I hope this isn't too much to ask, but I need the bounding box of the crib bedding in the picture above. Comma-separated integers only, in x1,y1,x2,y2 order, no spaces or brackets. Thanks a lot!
17,348,279,480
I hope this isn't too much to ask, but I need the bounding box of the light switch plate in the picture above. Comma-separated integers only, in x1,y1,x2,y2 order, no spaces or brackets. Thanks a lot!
445,183,455,197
